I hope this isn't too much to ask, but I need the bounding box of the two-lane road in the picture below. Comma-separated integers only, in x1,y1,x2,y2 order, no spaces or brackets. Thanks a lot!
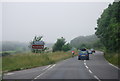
3,51,119,81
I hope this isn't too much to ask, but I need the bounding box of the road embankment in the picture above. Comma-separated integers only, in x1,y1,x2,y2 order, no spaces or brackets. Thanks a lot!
2,51,78,72
104,52,120,68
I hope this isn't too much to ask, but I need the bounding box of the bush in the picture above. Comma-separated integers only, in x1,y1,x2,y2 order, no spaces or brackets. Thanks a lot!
62,43,72,52
53,37,66,52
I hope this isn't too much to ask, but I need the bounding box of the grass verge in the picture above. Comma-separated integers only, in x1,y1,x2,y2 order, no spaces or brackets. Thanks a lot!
2,51,77,72
104,53,120,68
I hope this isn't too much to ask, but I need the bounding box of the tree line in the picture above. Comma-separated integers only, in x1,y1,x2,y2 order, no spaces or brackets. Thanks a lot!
29,36,72,53
95,2,120,53
2,41,29,52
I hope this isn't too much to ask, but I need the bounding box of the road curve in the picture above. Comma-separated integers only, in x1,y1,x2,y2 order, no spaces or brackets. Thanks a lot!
3,51,119,81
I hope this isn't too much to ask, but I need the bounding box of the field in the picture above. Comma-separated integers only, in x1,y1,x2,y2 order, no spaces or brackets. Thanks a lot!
2,51,78,72
0,51,16,57
0,51,16,53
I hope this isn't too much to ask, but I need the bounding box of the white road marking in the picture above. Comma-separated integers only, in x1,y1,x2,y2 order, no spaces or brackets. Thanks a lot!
84,62,86,66
5,73,14,75
43,65,51,70
4,65,51,77
33,64,56,80
85,65,89,69
89,70,92,73
84,60,86,62
108,63,120,70
84,60,101,81
34,72,44,79
47,64,56,70
104,55,120,70
94,75,101,81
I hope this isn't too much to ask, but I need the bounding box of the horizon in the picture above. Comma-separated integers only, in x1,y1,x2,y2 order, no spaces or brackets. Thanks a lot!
1,34,96,44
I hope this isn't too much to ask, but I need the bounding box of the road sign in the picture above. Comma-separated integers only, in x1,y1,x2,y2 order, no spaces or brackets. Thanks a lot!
32,45,44,49
33,41,45,45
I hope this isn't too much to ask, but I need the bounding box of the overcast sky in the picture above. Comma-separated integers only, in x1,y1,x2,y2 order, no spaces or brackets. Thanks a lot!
2,2,112,43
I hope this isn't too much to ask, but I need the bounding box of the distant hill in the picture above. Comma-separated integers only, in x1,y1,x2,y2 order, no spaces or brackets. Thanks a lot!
70,34,99,48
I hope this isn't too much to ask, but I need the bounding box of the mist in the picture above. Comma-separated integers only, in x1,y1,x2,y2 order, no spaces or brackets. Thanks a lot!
2,2,110,43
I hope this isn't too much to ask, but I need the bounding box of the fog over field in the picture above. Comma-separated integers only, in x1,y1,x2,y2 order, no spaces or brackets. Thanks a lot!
2,2,110,43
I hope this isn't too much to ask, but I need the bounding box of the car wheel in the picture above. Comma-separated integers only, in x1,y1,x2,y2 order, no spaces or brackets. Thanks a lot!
78,58,81,60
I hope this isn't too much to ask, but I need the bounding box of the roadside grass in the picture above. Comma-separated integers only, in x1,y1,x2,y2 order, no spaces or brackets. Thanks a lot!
48,51,72,62
0,57,2,80
104,53,120,68
2,51,78,72
0,57,2,71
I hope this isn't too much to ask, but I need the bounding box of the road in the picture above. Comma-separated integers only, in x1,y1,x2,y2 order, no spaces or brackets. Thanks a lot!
3,51,120,81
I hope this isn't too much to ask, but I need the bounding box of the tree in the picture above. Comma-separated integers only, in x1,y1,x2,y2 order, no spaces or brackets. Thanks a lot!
62,43,72,52
92,40,104,49
33,36,43,41
95,2,120,52
53,37,66,52
53,37,71,52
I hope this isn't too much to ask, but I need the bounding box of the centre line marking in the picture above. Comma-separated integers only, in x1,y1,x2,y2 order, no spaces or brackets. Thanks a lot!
85,65,88,69
94,75,101,81
89,70,92,73
83,59,100,81
84,60,86,62
84,62,86,66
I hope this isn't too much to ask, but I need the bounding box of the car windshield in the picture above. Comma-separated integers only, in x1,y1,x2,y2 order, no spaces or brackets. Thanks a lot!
80,51,87,54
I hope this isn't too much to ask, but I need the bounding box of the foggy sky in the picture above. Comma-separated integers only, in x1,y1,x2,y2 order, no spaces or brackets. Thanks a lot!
2,2,111,43
0,3,2,42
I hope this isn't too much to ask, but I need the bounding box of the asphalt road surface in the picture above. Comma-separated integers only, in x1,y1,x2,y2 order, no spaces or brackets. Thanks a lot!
3,51,120,81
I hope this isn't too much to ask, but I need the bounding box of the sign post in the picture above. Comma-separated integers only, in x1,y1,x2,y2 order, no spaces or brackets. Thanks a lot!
31,41,45,53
